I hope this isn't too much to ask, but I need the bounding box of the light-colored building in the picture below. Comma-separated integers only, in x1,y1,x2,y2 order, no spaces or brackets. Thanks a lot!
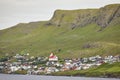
49,53,58,61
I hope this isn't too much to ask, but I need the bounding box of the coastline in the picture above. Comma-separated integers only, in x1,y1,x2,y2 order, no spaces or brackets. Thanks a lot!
0,73,119,79
1,62,120,78
51,72,120,78
51,63,120,78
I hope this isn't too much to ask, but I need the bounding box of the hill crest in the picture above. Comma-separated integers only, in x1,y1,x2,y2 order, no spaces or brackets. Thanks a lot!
0,4,120,58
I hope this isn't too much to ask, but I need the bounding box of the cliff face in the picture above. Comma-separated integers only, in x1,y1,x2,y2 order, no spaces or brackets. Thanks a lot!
97,4,120,27
49,9,98,29
49,4,120,29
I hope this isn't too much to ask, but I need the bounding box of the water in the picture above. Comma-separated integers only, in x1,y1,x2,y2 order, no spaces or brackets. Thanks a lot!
0,74,119,80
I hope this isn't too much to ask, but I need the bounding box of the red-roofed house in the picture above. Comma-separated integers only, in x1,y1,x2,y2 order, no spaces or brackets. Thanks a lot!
49,53,58,61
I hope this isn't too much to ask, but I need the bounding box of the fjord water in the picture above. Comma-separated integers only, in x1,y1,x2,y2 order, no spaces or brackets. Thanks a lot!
0,74,119,80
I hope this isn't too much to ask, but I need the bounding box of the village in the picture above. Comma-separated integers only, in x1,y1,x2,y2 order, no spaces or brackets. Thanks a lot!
0,53,120,75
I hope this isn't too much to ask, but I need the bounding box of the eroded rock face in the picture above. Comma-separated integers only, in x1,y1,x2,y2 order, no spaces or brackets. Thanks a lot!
96,4,120,28
49,9,98,28
49,4,120,29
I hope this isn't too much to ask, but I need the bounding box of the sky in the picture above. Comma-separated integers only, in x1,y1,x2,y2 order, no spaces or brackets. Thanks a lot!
0,0,120,30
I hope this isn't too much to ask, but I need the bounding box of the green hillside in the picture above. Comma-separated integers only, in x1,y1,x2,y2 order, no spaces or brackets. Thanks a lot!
0,4,120,58
52,62,120,78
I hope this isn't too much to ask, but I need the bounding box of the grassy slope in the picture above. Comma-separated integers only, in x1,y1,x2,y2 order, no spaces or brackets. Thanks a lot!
52,62,120,78
0,23,120,58
0,4,120,58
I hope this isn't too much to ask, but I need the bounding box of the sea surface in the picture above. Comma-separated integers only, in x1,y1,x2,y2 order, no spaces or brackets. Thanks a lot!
0,74,119,80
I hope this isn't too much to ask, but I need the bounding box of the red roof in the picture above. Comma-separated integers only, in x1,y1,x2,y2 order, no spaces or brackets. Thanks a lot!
49,53,57,59
49,55,55,58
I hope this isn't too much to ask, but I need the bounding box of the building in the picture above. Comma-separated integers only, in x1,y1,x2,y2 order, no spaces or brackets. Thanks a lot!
49,53,58,61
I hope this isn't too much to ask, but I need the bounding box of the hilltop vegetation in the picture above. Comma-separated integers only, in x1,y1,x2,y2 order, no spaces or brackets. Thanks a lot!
0,4,120,58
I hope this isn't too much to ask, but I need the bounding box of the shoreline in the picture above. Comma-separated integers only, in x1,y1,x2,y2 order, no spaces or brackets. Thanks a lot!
1,72,120,79
0,73,119,80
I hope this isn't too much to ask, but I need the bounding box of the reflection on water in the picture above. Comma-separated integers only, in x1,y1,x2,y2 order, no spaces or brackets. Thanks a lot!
0,74,119,80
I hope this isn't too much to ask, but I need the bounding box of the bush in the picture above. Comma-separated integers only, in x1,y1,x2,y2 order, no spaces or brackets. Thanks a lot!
0,57,8,62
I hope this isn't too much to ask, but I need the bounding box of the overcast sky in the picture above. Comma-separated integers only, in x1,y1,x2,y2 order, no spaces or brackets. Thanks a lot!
0,0,120,30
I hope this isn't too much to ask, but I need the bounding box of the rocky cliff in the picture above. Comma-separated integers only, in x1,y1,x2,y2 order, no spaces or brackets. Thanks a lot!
48,4,120,29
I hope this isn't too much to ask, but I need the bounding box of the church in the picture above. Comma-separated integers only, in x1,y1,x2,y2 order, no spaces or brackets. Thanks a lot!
49,53,58,61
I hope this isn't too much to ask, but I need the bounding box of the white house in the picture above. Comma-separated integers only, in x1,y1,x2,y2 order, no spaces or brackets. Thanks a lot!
10,66,20,72
49,53,58,61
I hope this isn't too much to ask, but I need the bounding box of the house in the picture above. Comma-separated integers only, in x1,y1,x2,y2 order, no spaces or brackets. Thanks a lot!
38,67,45,73
14,54,25,60
10,66,20,72
45,67,59,74
49,53,58,61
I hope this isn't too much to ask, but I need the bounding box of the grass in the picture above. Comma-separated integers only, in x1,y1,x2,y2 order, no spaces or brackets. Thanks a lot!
0,4,120,58
0,23,120,58
14,70,27,74
52,62,120,78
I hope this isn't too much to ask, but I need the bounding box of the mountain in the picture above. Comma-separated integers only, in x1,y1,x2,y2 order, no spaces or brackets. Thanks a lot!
0,4,120,58
50,4,120,29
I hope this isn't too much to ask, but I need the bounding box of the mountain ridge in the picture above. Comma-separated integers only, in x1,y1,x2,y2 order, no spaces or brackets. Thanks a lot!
49,4,120,29
0,4,120,58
